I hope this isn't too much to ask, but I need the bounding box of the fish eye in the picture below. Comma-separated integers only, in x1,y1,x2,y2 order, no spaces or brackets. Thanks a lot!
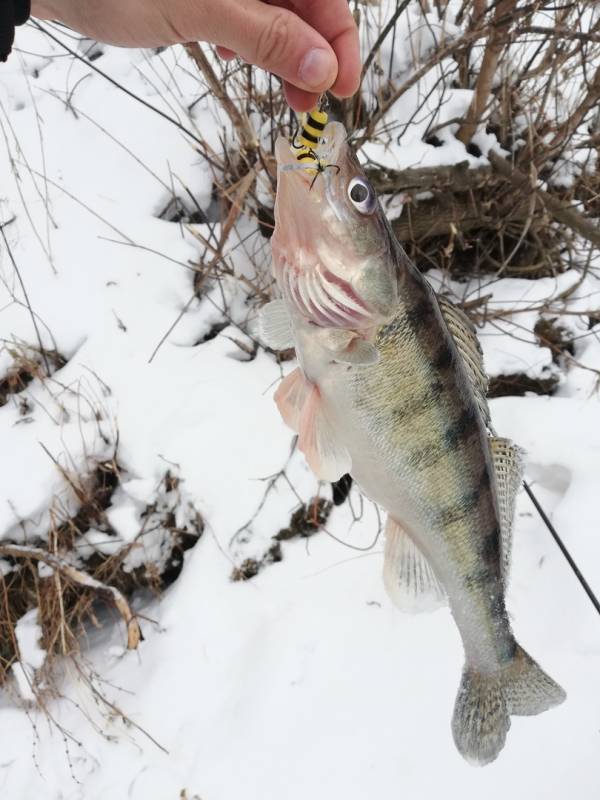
347,177,376,214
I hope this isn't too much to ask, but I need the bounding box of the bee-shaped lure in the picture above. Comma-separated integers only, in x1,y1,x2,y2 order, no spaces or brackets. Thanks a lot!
289,107,340,188
291,108,328,174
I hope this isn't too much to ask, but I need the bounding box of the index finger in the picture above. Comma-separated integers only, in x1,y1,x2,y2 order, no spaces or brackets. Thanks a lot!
284,0,361,97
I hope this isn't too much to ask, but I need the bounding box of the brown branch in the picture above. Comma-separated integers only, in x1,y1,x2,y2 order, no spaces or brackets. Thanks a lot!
355,27,488,147
390,193,527,242
545,64,600,156
488,149,600,249
359,0,413,85
184,42,257,154
356,1,540,148
516,11,598,87
456,0,517,144
0,545,142,650
518,26,600,44
367,160,492,195
356,2,562,149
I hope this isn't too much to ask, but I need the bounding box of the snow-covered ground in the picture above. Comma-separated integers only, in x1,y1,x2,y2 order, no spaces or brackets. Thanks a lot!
1,15,600,800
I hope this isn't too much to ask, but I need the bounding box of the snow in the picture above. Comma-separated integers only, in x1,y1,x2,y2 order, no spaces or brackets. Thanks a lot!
12,608,46,702
1,11,600,800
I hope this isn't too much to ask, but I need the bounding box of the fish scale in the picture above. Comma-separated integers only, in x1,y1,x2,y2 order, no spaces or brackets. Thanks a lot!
337,285,512,661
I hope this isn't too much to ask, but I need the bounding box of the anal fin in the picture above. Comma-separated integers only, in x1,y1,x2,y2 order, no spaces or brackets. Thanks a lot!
383,517,446,613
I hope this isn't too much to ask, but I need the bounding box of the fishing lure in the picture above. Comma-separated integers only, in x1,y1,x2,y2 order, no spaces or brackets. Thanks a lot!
287,106,342,191
291,107,329,174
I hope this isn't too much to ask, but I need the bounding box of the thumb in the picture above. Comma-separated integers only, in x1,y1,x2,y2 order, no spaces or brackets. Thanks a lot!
218,0,338,94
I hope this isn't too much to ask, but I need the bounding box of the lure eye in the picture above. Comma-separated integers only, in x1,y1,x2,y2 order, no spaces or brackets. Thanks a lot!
347,177,376,214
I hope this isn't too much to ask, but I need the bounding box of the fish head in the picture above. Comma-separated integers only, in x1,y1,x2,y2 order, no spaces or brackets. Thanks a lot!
272,121,399,330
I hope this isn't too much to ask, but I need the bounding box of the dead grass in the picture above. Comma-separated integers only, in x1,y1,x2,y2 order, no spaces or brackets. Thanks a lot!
230,497,333,582
0,344,66,409
0,459,203,698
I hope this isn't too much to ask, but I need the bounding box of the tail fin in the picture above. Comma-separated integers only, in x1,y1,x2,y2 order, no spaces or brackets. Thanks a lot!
452,646,565,766
502,645,566,716
451,670,510,766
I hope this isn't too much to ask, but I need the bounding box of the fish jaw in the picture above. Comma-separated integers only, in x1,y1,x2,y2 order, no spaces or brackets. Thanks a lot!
272,124,399,330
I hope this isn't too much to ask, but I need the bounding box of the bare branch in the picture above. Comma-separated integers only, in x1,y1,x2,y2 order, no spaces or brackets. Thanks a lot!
184,42,257,154
456,0,517,144
489,149,600,249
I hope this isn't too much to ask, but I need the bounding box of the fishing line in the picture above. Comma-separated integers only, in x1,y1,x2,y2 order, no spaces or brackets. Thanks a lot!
523,479,600,616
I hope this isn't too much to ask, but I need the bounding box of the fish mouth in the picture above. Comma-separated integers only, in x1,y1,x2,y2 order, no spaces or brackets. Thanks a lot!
273,121,376,330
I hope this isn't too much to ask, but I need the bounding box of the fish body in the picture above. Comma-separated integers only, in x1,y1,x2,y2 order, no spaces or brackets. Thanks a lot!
264,119,565,765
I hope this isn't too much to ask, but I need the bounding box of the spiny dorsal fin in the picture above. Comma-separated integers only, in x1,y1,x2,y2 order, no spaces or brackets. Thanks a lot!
490,437,524,581
437,296,490,428
383,517,446,613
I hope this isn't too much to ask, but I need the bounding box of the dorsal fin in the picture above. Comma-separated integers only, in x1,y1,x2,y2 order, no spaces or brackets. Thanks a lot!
437,296,490,429
489,436,524,581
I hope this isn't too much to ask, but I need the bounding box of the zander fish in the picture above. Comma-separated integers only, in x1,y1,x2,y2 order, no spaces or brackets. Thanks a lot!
259,114,566,765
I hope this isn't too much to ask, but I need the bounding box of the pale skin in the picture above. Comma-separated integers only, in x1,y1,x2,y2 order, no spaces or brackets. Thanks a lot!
31,0,361,111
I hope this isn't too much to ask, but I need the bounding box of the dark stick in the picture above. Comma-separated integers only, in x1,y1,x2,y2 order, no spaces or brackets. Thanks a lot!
523,479,600,615
360,0,412,84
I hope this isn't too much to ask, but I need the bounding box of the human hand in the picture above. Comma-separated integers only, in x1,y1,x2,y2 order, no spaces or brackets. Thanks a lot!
31,0,360,110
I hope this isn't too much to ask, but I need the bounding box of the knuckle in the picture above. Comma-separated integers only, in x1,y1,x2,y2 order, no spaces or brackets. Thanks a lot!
255,12,290,67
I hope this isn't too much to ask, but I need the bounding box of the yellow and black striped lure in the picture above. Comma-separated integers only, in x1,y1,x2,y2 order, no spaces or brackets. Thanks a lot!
291,107,328,174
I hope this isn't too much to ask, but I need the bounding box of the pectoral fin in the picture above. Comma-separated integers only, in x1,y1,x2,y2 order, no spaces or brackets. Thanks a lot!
257,299,294,350
274,367,351,482
329,339,380,366
274,366,311,431
383,517,446,613
314,328,380,366
298,384,352,481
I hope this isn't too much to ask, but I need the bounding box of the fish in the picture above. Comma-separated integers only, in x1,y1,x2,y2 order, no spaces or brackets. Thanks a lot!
259,112,566,766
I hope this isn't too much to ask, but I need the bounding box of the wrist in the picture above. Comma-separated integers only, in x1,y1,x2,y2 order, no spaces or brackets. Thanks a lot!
31,1,60,20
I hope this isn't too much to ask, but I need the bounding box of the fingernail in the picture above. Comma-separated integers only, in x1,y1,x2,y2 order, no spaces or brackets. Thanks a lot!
298,48,333,89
